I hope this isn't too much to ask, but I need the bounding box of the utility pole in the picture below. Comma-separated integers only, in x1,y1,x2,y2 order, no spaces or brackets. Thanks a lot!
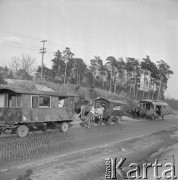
40,40,47,79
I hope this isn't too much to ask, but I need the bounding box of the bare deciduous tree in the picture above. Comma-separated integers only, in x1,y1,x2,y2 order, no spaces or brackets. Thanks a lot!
9,54,37,75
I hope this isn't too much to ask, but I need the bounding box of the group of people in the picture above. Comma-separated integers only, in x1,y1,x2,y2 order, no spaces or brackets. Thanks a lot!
128,107,144,119
128,105,162,119
79,101,104,128
128,106,156,119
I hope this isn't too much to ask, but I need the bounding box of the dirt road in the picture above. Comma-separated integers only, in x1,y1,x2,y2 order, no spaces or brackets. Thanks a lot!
0,115,178,180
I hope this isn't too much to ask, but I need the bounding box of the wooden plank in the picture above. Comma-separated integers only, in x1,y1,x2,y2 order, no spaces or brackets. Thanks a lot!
22,95,31,108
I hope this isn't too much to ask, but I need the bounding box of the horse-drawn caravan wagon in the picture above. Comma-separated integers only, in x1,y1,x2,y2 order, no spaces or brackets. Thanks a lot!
0,86,78,137
94,98,127,124
78,97,127,127
137,99,169,120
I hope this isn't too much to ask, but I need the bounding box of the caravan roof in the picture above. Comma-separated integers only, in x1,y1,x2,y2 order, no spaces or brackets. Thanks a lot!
138,99,168,106
0,86,78,97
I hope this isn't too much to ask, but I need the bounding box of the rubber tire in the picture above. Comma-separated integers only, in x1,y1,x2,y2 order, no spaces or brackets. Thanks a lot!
17,125,29,138
152,115,155,120
107,117,112,125
116,116,122,124
41,128,47,132
60,122,69,133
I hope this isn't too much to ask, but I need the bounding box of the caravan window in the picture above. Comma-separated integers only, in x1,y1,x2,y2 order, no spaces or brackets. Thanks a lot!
146,104,150,110
31,95,51,108
9,94,21,108
39,96,51,107
100,103,106,108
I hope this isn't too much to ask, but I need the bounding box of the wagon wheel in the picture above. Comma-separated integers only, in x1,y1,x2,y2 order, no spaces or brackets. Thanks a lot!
116,116,122,124
60,122,69,133
41,127,47,132
107,117,113,125
152,115,155,120
17,125,29,138
41,123,47,132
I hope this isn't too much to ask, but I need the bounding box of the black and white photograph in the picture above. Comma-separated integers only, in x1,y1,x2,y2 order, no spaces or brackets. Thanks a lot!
0,0,178,179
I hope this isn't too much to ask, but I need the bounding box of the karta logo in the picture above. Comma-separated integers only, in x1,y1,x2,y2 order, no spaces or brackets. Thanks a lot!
105,157,177,179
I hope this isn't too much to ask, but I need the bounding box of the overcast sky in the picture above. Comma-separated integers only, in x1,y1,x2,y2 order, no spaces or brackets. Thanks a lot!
0,0,178,99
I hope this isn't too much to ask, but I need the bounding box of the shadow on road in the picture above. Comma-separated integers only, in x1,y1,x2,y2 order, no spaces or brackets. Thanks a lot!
16,169,33,180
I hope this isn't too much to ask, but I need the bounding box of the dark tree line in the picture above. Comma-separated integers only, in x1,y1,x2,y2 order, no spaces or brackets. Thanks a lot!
35,48,173,101
0,48,174,101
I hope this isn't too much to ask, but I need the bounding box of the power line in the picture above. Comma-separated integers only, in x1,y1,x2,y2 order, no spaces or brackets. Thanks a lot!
0,28,74,55
6,43,54,54
0,38,41,50
0,38,38,46
0,29,59,49
3,43,39,52
0,28,41,42
0,38,54,54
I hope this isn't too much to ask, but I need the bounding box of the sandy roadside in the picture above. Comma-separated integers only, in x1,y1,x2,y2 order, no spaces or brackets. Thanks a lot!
139,130,178,180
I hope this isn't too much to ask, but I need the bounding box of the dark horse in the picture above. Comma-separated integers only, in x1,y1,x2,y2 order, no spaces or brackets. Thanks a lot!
127,107,143,119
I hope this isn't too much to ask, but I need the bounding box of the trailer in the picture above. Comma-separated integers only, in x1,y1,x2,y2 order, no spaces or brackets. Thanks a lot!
0,86,78,137
94,97,127,124
137,99,169,120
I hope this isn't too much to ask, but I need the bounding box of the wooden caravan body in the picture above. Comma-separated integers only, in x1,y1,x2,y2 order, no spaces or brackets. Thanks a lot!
0,86,78,137
94,97,127,119
137,99,169,120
